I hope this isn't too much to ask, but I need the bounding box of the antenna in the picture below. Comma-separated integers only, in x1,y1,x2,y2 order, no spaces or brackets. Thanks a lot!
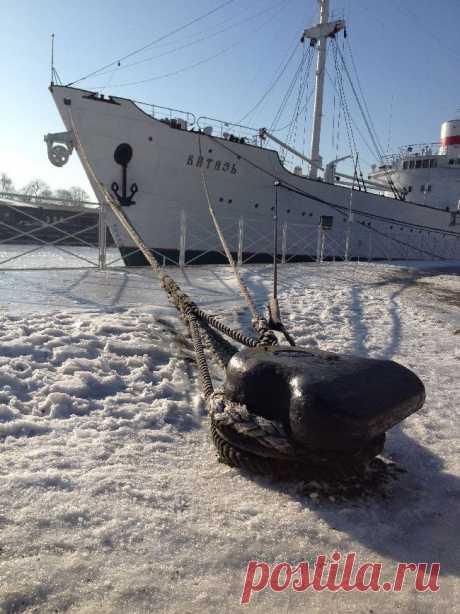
50,33,55,86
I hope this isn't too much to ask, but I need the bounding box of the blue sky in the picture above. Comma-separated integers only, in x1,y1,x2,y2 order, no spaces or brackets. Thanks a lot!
0,0,458,195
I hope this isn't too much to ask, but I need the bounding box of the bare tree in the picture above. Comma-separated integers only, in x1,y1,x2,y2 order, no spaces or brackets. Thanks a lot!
22,179,50,198
0,172,13,193
68,186,90,203
40,188,54,199
54,188,73,201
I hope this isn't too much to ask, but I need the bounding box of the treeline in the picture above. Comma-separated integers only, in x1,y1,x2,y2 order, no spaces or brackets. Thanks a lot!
0,172,90,203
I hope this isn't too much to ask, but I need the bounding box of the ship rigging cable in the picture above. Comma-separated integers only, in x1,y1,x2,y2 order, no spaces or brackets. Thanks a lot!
332,38,404,199
270,50,310,131
90,0,289,81
283,46,314,165
238,36,300,125
89,4,285,90
67,0,236,86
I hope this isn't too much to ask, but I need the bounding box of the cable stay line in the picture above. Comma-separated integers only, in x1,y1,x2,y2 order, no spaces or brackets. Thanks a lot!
270,50,309,131
284,47,314,158
332,39,404,198
345,39,383,156
335,41,384,160
90,6,284,90
93,0,288,80
237,36,300,125
67,0,236,86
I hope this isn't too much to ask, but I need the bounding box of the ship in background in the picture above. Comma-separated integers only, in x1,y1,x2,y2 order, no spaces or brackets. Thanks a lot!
45,0,460,265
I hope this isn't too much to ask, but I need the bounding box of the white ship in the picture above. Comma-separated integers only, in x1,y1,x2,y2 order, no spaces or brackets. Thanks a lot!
46,0,460,265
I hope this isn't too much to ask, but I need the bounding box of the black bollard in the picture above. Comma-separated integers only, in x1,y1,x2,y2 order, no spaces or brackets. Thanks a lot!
224,347,425,455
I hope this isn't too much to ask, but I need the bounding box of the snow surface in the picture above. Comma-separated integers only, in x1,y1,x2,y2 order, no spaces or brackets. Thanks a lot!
0,261,459,613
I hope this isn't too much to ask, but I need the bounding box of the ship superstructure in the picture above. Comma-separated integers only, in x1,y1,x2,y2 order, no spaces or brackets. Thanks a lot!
369,120,460,212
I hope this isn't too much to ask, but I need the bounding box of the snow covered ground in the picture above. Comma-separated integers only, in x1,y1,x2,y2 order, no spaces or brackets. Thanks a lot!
0,260,459,613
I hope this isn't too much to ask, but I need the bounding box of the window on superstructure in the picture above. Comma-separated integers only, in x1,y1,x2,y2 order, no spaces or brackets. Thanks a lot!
427,184,432,192
403,161,409,169
407,186,412,192
415,159,422,168
429,159,437,168
422,159,429,168
449,159,454,165
409,160,415,169
420,184,425,192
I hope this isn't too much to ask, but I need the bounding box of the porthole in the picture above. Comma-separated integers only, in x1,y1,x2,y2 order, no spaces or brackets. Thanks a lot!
254,203,259,208
302,212,306,216
287,209,291,213
228,199,232,204
219,197,224,202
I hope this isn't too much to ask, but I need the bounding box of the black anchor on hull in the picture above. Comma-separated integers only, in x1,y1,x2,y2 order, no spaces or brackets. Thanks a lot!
111,143,138,207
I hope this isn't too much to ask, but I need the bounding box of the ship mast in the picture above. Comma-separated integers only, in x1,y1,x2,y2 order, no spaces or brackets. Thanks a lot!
302,0,345,179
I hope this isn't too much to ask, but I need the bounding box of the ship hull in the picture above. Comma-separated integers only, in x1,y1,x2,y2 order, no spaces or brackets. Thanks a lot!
49,86,460,265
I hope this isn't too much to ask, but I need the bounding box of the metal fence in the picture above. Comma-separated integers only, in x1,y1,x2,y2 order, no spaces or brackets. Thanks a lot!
1,192,455,270
0,192,121,270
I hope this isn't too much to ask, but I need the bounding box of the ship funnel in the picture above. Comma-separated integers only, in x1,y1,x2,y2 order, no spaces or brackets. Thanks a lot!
439,119,460,156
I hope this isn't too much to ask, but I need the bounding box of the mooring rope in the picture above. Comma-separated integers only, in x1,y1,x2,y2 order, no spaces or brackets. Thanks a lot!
197,134,277,346
66,109,298,468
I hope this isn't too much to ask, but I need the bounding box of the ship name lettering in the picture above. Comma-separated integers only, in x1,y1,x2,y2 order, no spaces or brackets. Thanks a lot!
185,155,237,174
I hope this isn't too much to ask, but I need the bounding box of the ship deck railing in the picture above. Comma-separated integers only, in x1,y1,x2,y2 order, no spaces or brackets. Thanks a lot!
134,100,197,129
196,116,264,147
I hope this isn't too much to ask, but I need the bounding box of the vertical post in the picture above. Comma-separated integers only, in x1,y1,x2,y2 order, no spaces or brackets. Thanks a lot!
344,188,354,261
344,220,352,262
281,222,287,264
237,217,244,267
309,0,329,179
272,181,280,292
316,225,323,263
179,209,186,269
98,203,107,270
50,33,55,85
367,227,372,262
